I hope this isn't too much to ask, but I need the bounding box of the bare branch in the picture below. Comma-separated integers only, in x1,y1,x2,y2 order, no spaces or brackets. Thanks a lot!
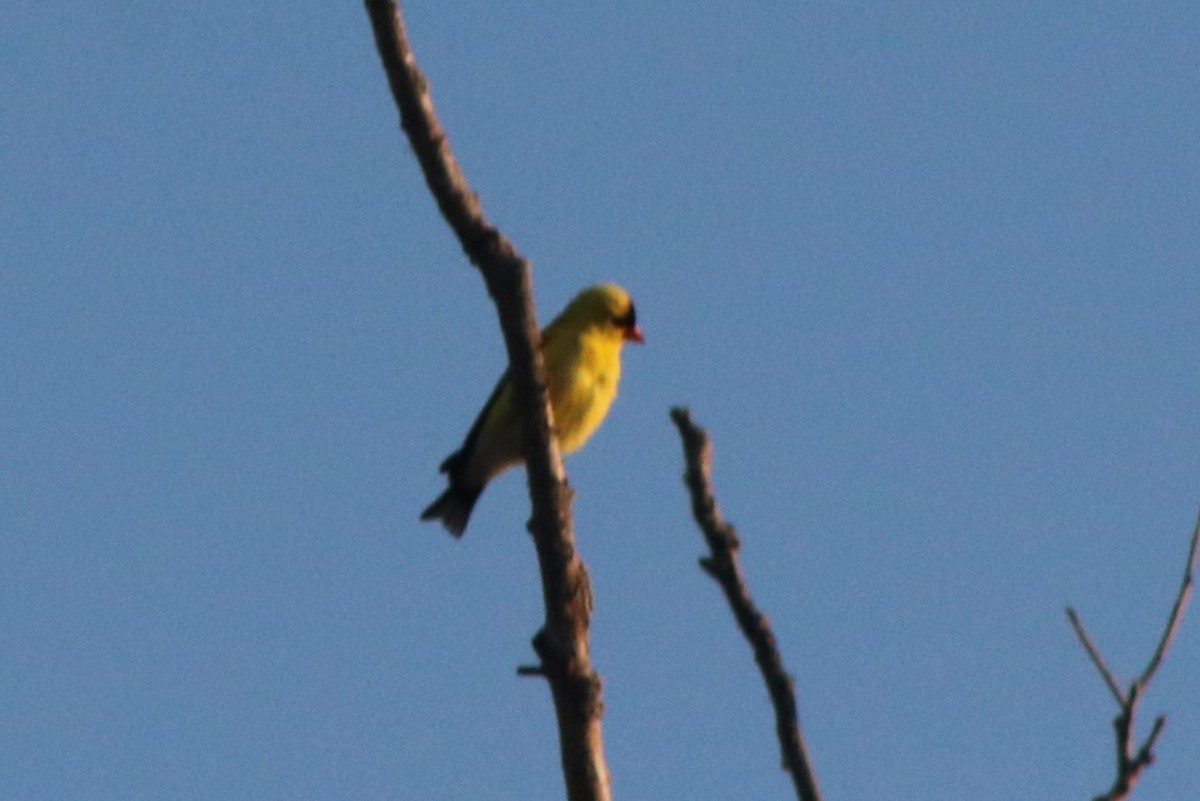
1069,505,1200,801
1091,694,1165,801
670,407,823,801
1065,607,1125,706
1135,507,1200,690
364,4,608,799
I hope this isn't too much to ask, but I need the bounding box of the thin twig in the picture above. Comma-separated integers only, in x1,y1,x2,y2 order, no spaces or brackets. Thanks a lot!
364,4,609,800
1135,507,1200,690
670,407,823,801
1065,607,1125,706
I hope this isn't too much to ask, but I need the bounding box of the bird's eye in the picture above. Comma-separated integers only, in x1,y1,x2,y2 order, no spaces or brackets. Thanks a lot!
614,303,637,329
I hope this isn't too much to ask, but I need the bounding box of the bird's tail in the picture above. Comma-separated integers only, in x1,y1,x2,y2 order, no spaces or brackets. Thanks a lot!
420,482,483,538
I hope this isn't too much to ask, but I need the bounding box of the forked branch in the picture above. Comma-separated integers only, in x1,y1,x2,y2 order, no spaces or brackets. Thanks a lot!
1067,506,1200,801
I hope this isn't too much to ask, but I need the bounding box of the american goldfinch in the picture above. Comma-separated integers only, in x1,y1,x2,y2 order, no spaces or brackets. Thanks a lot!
421,283,644,536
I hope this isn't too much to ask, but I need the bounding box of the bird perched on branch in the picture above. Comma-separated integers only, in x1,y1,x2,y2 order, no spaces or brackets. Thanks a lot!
421,283,644,537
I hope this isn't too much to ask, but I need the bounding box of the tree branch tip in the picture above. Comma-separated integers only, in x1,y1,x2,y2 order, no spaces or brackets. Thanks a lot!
669,406,709,446
698,556,718,577
1146,715,1167,744
516,664,546,678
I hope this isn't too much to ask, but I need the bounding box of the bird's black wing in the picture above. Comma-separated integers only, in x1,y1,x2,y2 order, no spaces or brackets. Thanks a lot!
438,368,512,479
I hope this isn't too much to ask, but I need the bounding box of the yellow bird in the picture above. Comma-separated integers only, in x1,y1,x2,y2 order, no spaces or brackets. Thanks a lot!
421,284,644,536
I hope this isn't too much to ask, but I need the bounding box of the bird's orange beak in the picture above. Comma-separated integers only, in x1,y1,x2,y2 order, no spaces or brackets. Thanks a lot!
624,324,645,344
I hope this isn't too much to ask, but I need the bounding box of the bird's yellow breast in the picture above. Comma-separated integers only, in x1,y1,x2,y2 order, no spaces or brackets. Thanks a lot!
546,330,622,454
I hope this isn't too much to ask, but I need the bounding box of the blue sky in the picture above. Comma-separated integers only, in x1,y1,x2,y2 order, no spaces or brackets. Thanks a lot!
4,3,1199,799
